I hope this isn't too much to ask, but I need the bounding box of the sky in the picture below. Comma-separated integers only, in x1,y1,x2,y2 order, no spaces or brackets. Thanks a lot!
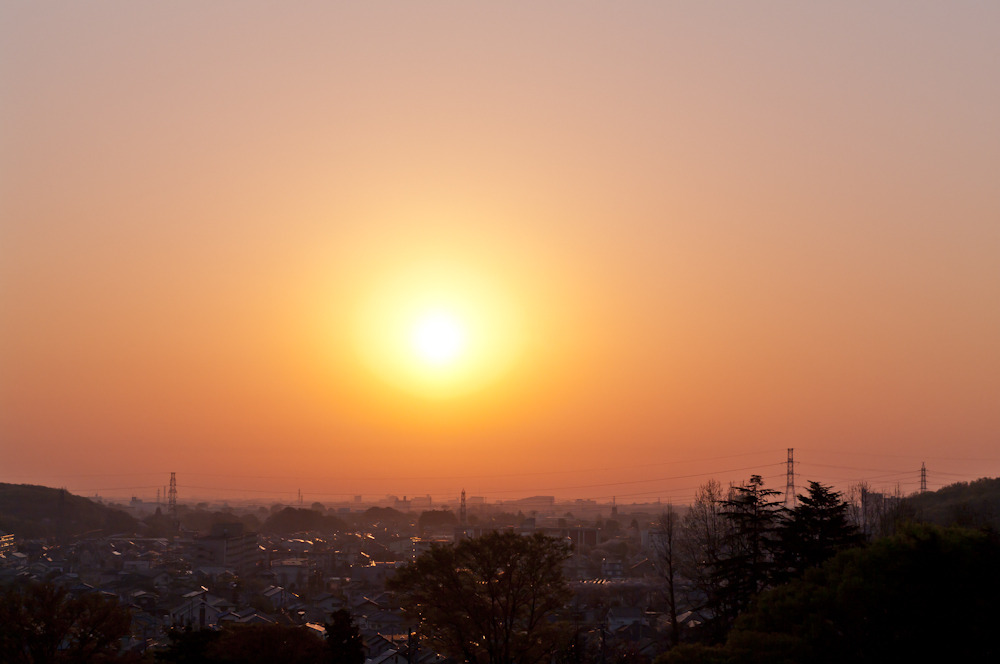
2,2,999,505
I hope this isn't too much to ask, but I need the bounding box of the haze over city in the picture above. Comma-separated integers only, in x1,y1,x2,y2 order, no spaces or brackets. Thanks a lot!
3,2,999,505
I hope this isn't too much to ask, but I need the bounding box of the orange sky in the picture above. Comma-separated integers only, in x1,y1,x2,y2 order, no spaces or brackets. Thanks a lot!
2,3,999,504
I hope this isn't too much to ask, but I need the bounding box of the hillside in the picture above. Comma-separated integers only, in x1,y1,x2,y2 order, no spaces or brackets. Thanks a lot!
0,483,137,540
907,477,1000,529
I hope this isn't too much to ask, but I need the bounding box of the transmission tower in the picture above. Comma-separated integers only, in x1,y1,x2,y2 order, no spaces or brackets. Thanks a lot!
168,472,177,522
460,489,467,526
784,448,796,509
920,462,927,493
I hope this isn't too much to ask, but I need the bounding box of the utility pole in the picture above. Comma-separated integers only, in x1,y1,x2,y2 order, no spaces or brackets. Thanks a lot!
785,448,796,509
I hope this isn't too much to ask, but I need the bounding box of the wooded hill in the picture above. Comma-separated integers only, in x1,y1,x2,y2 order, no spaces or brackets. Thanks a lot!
0,483,136,539
907,476,1000,529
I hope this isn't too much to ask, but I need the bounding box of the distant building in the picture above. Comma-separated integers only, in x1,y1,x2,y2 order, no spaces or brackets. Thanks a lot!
270,559,309,589
190,523,261,574
601,557,625,579
410,494,433,509
0,531,15,562
171,590,232,630
511,496,556,514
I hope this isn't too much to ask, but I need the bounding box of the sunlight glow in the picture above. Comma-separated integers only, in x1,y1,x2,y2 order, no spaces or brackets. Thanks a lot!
349,258,525,400
412,311,466,366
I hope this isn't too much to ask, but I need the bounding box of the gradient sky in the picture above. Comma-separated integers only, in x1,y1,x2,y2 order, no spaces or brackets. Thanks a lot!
2,2,999,505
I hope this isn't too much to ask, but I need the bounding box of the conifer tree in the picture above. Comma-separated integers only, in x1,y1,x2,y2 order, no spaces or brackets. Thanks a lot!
777,481,862,580
712,475,783,628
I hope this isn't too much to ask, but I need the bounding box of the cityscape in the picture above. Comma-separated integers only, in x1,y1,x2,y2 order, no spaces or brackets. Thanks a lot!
2,460,996,662
3,2,1000,663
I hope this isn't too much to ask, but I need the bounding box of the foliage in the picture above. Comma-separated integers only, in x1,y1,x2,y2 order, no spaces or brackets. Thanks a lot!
261,507,347,535
907,476,1000,529
776,481,861,580
157,624,329,664
844,481,912,540
388,531,572,664
711,476,783,629
677,479,727,638
418,508,458,531
482,511,522,528
208,624,329,664
156,628,223,664
0,581,133,663
142,507,177,537
175,506,260,535
655,505,682,646
666,524,1000,664
655,643,735,664
325,609,364,664
0,483,137,539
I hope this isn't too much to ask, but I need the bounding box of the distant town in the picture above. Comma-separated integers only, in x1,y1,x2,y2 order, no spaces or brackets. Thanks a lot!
2,484,694,659
7,471,992,662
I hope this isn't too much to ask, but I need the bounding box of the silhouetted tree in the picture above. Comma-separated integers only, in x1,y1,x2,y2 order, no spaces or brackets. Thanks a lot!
0,581,132,663
908,476,1000,529
143,507,177,537
720,524,1000,664
389,531,572,664
418,509,458,531
776,481,861,580
360,506,412,528
655,643,732,664
208,624,329,664
655,504,683,646
845,481,912,540
678,479,727,637
157,624,329,664
156,628,223,664
712,475,783,629
325,609,363,664
262,507,346,534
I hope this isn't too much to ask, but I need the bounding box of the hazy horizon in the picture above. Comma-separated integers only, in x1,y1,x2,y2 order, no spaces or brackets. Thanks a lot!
3,3,999,504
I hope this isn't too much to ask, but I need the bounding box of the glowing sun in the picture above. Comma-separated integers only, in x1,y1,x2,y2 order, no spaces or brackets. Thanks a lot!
349,261,524,399
411,310,467,366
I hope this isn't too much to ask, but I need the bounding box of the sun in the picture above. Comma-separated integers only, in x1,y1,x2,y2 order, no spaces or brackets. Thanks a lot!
411,310,466,366
348,261,524,399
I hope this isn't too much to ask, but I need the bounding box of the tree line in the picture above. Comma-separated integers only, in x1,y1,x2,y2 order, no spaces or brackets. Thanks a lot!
654,476,1000,663
0,581,365,664
657,476,864,644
